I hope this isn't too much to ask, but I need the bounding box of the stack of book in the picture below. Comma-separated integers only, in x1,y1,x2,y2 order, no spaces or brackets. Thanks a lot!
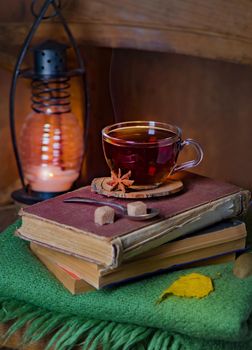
17,173,251,294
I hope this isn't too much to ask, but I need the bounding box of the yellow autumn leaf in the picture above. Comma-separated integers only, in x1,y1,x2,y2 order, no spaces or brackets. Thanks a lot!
157,273,214,303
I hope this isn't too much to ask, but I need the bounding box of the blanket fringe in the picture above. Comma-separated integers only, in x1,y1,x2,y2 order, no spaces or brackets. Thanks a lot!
0,297,183,349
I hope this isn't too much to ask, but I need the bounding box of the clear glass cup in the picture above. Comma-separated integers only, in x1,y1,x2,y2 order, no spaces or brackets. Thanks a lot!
102,120,203,187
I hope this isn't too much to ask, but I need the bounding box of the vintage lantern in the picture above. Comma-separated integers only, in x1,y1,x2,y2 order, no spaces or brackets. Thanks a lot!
10,0,89,204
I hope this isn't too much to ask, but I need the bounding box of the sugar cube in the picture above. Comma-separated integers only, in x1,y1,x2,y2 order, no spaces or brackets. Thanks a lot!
94,206,115,225
127,201,147,216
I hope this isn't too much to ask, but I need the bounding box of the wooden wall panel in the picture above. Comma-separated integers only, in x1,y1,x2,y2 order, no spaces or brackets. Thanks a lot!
77,47,114,185
110,49,252,190
1,1,252,65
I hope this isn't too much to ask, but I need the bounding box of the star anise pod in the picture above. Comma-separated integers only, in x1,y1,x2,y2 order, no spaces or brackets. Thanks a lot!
107,169,134,193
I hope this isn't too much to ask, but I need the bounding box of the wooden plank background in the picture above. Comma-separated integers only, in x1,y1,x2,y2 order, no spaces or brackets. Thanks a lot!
1,0,252,65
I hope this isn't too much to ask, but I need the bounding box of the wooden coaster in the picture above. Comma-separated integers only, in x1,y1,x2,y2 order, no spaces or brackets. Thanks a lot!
91,177,183,199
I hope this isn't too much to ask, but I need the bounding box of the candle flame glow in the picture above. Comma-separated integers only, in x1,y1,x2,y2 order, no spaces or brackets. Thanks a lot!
25,164,79,192
40,167,55,179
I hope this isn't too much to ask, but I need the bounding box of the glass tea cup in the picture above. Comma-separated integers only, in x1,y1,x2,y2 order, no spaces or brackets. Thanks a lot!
102,121,203,188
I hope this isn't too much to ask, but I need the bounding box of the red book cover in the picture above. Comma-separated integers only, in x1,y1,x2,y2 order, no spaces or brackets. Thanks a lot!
21,173,250,240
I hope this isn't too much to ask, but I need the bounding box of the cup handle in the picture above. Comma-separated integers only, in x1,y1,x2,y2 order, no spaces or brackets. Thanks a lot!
171,138,203,174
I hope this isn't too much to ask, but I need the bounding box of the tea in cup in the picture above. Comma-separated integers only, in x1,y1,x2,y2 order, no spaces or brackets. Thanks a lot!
102,121,203,188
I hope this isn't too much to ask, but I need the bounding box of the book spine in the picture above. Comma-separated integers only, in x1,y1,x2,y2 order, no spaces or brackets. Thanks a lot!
114,191,250,264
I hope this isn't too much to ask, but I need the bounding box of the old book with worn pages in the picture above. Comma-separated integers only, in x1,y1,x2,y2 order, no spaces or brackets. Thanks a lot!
34,250,237,294
30,219,247,289
17,173,250,267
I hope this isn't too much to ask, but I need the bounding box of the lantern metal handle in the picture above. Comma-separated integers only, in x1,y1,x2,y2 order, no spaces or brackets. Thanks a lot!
31,0,61,20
